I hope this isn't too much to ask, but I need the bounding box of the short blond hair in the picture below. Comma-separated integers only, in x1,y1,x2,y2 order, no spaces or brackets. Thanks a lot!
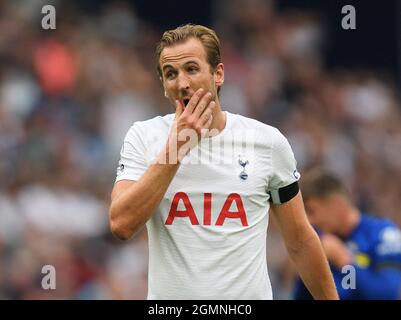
156,24,222,77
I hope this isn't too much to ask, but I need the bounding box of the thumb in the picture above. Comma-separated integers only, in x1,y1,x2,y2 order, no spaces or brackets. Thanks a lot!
175,99,184,119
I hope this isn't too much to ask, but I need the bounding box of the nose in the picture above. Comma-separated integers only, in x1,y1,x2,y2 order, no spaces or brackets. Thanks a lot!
177,72,190,91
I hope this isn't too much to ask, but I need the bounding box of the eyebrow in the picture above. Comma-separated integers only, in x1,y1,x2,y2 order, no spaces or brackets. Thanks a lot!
162,60,200,73
162,65,174,73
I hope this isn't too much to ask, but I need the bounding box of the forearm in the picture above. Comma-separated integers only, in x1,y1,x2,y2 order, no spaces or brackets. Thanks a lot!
110,146,180,239
289,229,339,300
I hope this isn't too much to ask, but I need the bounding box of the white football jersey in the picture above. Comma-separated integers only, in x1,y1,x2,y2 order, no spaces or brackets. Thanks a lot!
115,111,300,300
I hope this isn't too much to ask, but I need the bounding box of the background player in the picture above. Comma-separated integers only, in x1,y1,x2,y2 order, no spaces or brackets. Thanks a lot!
293,169,401,299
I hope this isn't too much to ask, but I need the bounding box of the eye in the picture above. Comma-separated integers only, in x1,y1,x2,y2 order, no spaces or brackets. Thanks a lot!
165,71,176,80
187,65,199,74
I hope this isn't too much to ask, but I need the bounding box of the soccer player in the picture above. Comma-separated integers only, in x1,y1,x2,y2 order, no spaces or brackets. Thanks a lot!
293,169,401,299
109,24,338,300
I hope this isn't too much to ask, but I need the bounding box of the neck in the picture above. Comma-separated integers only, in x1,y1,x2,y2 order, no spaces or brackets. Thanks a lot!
210,101,226,133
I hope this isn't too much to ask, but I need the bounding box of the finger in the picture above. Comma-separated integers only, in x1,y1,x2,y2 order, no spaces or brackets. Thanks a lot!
185,88,205,114
200,102,215,125
204,114,213,129
193,92,213,118
175,99,184,119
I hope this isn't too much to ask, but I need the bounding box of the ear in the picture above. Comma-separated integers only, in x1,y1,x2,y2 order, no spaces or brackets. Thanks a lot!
214,63,224,89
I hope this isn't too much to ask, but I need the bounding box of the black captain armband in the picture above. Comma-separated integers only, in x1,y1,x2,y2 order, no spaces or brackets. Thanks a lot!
269,181,299,204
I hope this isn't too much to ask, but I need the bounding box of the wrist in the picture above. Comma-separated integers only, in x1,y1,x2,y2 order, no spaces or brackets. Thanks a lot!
157,143,184,166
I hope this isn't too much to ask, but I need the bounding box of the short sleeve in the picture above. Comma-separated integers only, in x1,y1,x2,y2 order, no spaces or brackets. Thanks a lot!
115,123,148,183
267,129,300,204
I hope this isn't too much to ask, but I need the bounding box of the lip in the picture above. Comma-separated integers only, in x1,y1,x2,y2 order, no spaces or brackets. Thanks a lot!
180,98,190,108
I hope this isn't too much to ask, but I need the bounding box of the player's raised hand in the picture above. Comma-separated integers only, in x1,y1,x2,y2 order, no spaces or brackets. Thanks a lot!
166,88,216,163
179,88,215,135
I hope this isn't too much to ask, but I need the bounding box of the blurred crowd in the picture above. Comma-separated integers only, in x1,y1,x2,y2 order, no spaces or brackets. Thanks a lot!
0,0,400,299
